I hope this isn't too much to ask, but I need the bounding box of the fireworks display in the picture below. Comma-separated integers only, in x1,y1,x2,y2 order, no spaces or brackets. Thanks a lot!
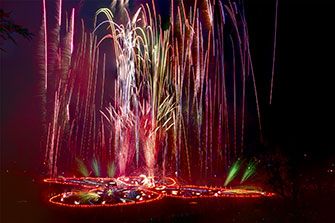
40,0,262,180
39,0,274,207
4,0,335,222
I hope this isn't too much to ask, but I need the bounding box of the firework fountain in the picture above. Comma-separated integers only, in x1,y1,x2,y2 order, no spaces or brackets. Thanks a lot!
40,0,274,208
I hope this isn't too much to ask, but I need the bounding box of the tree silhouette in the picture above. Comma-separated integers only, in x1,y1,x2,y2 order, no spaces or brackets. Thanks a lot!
0,9,33,51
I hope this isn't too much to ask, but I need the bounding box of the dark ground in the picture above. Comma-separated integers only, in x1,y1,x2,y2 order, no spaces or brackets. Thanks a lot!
1,169,335,223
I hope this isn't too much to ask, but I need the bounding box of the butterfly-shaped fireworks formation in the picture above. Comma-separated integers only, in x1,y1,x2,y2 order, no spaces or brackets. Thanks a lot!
44,175,274,208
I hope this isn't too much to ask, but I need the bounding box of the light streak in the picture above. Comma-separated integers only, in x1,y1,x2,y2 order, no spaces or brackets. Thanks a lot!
42,0,47,91
70,8,75,54
269,0,279,105
58,0,62,27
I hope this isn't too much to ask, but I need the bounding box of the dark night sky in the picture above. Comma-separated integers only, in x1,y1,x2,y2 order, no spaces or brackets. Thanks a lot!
1,0,335,175
249,0,335,157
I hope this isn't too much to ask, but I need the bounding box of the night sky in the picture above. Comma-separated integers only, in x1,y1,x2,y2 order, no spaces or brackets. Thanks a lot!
247,0,335,160
1,0,335,222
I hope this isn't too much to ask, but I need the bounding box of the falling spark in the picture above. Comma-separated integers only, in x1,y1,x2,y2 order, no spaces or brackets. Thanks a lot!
70,8,75,54
269,0,279,105
58,0,62,27
42,0,48,90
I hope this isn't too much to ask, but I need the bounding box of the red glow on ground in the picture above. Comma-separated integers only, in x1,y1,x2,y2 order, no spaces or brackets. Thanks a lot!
43,176,275,208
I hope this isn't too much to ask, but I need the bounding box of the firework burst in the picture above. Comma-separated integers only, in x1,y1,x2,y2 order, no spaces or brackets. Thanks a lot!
41,0,263,182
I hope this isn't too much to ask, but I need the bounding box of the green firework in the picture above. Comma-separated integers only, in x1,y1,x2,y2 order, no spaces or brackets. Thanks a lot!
224,160,242,186
77,191,100,203
107,162,116,178
76,158,89,177
92,158,100,177
241,160,257,183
